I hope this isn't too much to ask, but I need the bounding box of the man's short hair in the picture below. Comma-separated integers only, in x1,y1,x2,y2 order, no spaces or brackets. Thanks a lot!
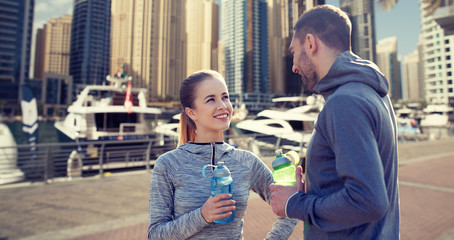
294,5,351,52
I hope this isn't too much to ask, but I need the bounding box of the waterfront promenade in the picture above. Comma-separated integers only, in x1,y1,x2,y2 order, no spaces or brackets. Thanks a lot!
0,138,453,240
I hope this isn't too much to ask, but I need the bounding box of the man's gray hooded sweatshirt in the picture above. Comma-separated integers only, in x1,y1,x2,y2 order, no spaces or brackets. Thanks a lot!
148,142,298,240
286,51,400,239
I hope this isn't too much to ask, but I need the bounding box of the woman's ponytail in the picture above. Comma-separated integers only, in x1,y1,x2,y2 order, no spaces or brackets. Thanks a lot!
178,112,196,146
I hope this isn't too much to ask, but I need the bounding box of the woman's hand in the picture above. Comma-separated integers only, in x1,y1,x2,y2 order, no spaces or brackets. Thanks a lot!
201,193,236,223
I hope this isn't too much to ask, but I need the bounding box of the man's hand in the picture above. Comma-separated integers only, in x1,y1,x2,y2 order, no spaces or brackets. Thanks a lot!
270,166,304,217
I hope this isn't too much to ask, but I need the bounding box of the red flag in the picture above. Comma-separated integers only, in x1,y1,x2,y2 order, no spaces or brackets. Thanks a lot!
124,81,133,113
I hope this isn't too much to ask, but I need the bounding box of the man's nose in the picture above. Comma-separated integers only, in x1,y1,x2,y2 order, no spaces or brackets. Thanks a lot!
292,65,298,74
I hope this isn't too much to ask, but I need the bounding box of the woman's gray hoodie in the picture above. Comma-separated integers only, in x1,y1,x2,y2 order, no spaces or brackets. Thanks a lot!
286,51,400,239
148,142,298,240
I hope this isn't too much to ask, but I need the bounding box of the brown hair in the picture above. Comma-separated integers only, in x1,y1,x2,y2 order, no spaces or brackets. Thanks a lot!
294,5,351,52
178,70,225,146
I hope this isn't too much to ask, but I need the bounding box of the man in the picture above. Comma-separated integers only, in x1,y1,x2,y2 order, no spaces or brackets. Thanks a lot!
270,5,400,239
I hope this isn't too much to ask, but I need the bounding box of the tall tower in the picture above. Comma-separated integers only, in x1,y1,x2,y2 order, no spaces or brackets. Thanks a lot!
149,0,187,101
69,0,111,95
403,50,423,101
340,0,376,62
110,0,154,96
186,0,219,76
0,0,34,115
420,0,454,106
376,36,402,100
221,0,270,112
34,15,72,79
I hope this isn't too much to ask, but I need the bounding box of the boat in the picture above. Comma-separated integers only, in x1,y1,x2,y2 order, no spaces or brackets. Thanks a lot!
54,72,169,171
155,114,180,139
420,104,454,139
231,102,248,123
0,121,25,184
235,103,320,151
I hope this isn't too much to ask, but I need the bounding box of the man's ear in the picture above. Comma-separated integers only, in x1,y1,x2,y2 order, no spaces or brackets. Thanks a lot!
185,107,197,121
305,33,318,56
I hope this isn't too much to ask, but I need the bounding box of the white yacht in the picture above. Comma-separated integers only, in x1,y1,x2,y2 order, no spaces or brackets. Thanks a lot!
235,102,320,148
54,74,162,142
420,104,454,128
0,122,24,184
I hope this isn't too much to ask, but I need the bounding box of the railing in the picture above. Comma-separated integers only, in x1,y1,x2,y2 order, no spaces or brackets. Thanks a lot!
0,134,308,184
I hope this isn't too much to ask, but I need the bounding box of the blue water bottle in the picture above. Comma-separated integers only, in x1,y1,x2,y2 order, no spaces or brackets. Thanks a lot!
202,161,235,223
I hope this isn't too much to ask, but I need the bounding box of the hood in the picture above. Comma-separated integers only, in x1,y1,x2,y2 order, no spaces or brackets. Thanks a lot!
313,51,389,99
179,142,235,161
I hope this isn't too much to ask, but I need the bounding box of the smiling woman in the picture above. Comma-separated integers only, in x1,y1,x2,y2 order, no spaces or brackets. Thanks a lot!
147,70,298,240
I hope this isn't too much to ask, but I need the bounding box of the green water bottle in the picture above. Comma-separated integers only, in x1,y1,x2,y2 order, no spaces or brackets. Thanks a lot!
272,149,299,186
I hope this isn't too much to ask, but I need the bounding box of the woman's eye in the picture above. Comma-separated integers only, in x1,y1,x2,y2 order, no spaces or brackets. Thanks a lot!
206,98,214,103
223,95,229,100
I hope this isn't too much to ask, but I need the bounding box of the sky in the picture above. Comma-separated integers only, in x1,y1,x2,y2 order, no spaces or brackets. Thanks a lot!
325,0,421,59
32,0,422,70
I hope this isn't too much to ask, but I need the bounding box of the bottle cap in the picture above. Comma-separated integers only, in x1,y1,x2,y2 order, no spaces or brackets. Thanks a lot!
213,162,230,177
286,151,300,165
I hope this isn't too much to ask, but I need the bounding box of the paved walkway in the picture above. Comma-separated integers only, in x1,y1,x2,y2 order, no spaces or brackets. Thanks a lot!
0,138,453,240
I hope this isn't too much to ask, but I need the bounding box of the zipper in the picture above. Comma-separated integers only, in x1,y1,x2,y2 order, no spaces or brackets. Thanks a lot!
211,142,215,171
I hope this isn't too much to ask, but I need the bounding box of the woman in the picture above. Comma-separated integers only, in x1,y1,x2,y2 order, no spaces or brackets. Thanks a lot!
148,70,297,239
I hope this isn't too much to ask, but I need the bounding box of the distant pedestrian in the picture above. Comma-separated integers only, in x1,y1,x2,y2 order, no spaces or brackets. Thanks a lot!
148,70,297,239
270,5,400,239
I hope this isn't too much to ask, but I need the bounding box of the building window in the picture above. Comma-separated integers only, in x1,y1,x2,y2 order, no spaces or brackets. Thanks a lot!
364,26,368,35
448,72,452,76
448,63,452,68
363,14,368,23
365,39,369,48
448,80,453,84
446,39,450,44
448,88,453,93
446,48,451,52
447,55,451,60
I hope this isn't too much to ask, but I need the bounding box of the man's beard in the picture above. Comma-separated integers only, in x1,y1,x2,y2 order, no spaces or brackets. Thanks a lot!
300,50,318,92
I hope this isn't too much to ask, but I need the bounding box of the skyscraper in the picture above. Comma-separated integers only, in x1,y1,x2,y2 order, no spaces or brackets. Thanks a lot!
420,0,454,106
186,0,219,76
69,0,111,95
34,15,72,79
149,0,187,101
221,0,270,112
110,0,154,96
0,0,34,115
376,36,402,100
340,0,376,62
403,50,423,101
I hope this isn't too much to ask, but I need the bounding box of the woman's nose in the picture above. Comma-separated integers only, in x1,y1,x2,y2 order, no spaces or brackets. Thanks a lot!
218,100,227,109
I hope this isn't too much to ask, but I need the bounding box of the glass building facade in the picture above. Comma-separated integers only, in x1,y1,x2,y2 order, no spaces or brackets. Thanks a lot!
0,0,34,115
69,0,111,97
221,0,271,112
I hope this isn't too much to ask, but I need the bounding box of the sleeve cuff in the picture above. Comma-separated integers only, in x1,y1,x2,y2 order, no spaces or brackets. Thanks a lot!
285,191,300,217
196,207,211,226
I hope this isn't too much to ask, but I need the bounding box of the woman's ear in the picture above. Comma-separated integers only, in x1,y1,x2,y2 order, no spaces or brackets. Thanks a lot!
185,107,197,121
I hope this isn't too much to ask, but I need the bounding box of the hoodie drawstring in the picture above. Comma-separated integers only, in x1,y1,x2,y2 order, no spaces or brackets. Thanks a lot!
211,142,215,171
